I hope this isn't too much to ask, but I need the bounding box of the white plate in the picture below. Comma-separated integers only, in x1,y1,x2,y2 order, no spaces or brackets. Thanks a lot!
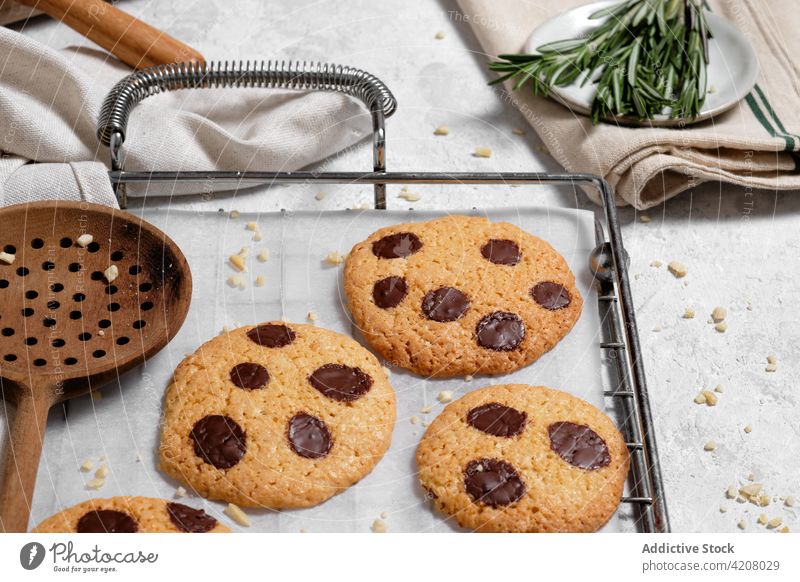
523,1,759,126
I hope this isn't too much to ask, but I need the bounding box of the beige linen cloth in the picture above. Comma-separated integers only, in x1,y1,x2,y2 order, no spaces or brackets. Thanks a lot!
457,0,800,208
0,27,370,207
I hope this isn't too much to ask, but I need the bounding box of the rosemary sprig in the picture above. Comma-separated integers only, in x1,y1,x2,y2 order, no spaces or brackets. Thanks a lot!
489,0,710,123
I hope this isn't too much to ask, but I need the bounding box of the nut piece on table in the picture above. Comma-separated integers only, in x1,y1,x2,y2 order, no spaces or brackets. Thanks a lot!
433,125,450,136
224,503,251,527
0,251,15,264
473,147,492,158
76,234,93,248
371,518,388,533
667,261,688,278
104,265,119,283
711,306,727,323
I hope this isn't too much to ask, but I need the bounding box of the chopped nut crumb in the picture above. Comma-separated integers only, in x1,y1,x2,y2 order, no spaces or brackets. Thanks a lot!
784,496,795,508
757,513,769,525
667,261,688,278
246,222,258,231
511,127,526,135
437,390,453,403
257,248,269,262
725,486,738,499
746,301,753,311
307,311,318,322
325,251,346,265
229,254,247,272
0,251,15,264
680,308,695,320
758,494,770,507
534,145,550,155
227,275,246,289
104,265,119,283
239,246,250,257
380,511,389,519
398,191,422,202
76,234,93,248
95,465,109,479
767,517,782,529
97,330,105,337
252,231,263,242
464,375,473,382
473,147,492,158
650,260,663,268
767,355,777,365
639,215,651,223
315,191,326,201
175,486,187,498
86,478,105,490
703,440,717,451
224,503,251,527
748,473,756,482
434,31,445,39
80,459,94,472
694,393,707,405
410,416,420,425
371,518,388,533
652,325,662,332
780,526,790,533
714,384,724,393
711,307,727,323
701,390,718,406
229,210,240,219
744,425,752,434
719,506,727,513
381,366,391,376
433,125,450,136
737,519,747,530
254,275,265,287
766,362,777,373
420,406,432,414
740,483,763,498
714,322,728,333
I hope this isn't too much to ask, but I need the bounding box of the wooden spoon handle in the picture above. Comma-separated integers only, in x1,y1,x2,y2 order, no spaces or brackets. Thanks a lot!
18,0,204,69
0,388,53,532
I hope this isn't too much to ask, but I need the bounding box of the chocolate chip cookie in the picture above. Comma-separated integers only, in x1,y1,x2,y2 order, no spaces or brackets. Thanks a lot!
416,384,628,532
344,216,583,377
32,497,229,533
159,322,396,509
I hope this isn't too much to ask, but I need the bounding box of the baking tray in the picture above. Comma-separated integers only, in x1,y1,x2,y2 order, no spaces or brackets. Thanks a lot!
19,60,668,532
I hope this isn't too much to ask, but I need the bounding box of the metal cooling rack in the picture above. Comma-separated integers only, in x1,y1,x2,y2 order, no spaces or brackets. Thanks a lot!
96,60,670,533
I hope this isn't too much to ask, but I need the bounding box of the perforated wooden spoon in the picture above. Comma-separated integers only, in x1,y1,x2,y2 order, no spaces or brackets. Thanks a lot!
0,201,191,532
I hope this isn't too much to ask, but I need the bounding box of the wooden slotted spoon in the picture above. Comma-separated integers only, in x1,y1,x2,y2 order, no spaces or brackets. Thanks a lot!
0,201,191,532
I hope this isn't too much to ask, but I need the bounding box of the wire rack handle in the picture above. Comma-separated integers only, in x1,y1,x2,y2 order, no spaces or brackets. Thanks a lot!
96,60,397,207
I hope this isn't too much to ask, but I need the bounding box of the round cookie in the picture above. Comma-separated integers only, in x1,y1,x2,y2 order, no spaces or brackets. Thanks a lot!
32,497,229,533
159,322,396,509
416,385,629,532
344,215,583,377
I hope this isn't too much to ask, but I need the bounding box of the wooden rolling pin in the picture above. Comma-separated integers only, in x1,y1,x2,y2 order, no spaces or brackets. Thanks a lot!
16,0,204,69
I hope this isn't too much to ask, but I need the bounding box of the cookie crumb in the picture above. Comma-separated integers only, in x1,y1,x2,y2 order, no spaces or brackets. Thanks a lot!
398,191,422,202
80,459,94,472
371,518,388,533
95,465,109,479
76,234,93,248
227,275,246,289
694,393,707,405
175,486,187,498
325,251,345,265
744,425,752,434
682,308,695,319
725,486,738,499
719,506,727,513
257,248,269,262
784,496,795,508
86,477,105,490
739,483,763,499
229,210,240,219
434,31,445,39
701,390,718,406
714,322,727,333
410,415,420,425
229,254,247,272
711,307,727,323
104,265,119,283
306,311,318,322
667,261,688,278
315,191,326,201
703,440,717,451
767,517,782,529
639,215,651,223
97,330,105,337
0,251,15,264
758,494,770,507
254,275,265,287
437,390,453,403
473,147,492,158
224,503,251,527
767,355,777,364
433,125,450,136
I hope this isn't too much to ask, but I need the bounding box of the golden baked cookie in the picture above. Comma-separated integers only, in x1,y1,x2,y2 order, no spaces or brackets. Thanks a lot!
32,496,229,533
343,215,583,377
416,384,629,532
159,322,396,509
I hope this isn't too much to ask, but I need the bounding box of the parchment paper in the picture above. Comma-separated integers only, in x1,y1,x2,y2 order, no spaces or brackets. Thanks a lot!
24,205,635,532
